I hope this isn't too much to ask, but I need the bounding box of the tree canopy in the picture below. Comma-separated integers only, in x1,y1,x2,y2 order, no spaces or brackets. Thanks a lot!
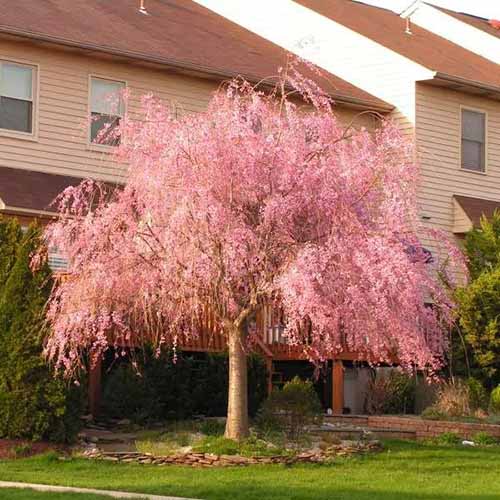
40,70,462,438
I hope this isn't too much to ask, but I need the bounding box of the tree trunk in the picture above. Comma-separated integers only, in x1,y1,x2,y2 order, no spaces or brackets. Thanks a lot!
225,324,249,440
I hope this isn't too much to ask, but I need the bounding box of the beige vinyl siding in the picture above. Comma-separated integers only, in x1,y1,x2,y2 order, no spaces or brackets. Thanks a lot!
416,82,500,237
452,198,473,234
0,40,218,182
0,39,381,183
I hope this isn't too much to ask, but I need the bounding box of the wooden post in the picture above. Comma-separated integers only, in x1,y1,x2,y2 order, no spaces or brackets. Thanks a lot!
332,360,344,415
266,357,273,396
89,356,102,418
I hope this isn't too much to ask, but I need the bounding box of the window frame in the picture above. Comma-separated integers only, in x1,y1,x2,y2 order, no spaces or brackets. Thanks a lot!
87,74,127,151
460,105,488,175
0,57,38,141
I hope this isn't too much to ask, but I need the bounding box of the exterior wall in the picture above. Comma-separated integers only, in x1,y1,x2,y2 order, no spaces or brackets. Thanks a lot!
416,83,500,239
0,38,380,184
0,39,217,182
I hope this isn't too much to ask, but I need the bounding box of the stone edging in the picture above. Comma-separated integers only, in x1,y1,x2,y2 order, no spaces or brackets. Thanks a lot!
82,441,382,467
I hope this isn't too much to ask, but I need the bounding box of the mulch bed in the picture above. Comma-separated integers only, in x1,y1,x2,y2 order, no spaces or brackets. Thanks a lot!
0,439,63,460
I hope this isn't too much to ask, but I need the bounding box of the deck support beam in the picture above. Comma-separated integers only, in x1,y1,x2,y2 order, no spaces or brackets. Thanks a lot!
266,357,273,396
332,360,344,414
89,356,102,418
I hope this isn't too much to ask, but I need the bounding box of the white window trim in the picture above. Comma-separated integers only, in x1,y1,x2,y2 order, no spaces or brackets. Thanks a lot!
459,105,488,175
0,56,39,142
87,74,127,152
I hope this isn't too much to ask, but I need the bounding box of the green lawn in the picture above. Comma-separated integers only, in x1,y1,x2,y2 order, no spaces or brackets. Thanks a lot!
0,490,108,499
0,441,499,500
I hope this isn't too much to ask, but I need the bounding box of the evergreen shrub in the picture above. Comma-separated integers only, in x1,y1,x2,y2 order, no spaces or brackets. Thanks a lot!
0,219,83,442
101,349,268,423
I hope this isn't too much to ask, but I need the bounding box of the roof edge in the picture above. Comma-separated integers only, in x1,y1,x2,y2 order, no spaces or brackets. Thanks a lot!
0,205,57,217
429,72,500,97
0,25,392,112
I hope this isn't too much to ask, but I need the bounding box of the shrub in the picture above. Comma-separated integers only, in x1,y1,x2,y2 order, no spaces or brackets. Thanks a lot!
434,432,461,446
256,376,323,440
365,370,416,415
0,221,83,442
101,350,268,423
467,377,488,411
490,386,500,414
473,431,498,446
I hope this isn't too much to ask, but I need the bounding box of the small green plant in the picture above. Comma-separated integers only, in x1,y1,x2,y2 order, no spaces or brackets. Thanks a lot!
10,443,32,458
192,434,287,457
434,432,461,446
490,385,500,414
473,432,498,446
256,376,322,441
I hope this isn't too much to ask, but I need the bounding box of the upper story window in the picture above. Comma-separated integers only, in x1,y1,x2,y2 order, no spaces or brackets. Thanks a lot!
461,109,486,173
89,77,125,147
0,61,35,134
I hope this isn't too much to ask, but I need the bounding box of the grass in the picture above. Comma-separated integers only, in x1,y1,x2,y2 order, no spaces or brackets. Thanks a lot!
133,419,288,457
0,489,110,499
0,441,500,499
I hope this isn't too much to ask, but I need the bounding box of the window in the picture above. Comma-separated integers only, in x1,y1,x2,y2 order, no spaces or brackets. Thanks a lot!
89,77,125,146
48,247,69,273
0,61,34,134
461,109,486,172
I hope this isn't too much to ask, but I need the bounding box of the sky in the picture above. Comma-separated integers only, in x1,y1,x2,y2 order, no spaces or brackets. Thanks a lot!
361,0,500,18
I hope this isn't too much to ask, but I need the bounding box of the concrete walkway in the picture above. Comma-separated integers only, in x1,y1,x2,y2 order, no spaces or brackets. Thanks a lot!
0,481,201,499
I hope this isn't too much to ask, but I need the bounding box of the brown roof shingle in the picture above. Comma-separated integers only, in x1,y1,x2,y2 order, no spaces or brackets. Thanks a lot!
454,195,500,227
297,0,500,90
0,0,390,110
0,166,84,213
432,5,500,40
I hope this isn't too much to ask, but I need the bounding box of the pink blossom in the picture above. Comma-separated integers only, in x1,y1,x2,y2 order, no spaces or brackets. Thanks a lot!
40,69,463,378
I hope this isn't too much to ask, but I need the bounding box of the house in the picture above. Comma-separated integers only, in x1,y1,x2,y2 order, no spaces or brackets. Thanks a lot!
198,0,500,250
1,0,498,417
0,0,393,416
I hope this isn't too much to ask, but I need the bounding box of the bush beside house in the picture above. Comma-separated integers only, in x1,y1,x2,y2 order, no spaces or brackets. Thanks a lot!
457,211,500,388
101,350,268,423
0,218,83,442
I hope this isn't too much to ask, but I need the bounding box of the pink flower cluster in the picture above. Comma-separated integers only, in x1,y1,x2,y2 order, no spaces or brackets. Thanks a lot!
41,70,464,377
